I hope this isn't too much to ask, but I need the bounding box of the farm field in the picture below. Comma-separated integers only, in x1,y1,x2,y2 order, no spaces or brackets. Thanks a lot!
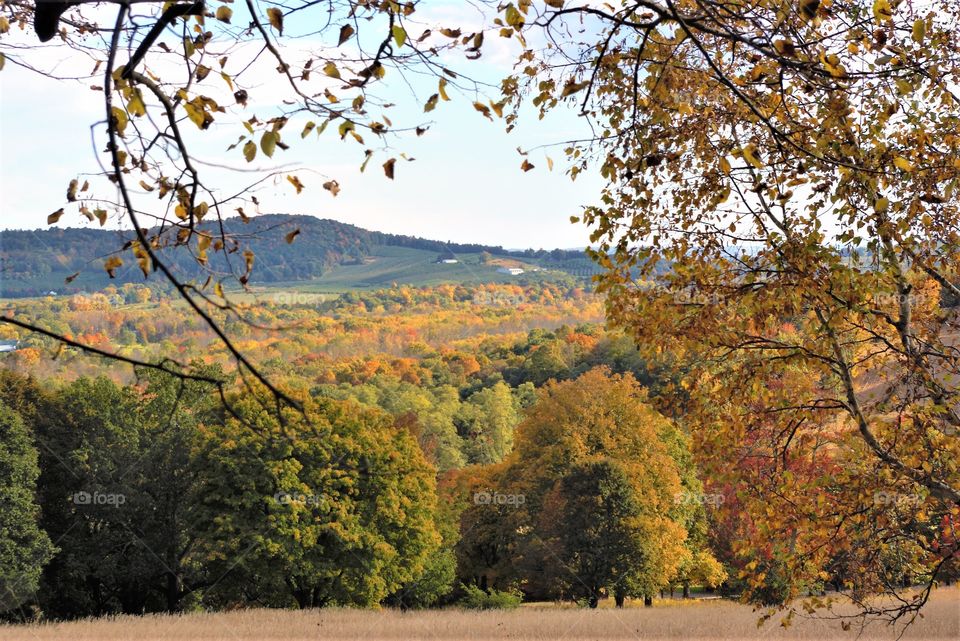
3,588,957,641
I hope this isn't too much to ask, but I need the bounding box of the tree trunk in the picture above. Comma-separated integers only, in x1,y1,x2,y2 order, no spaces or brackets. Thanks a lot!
166,572,182,612
643,595,653,607
588,587,600,609
293,587,310,609
614,590,625,608
683,583,690,599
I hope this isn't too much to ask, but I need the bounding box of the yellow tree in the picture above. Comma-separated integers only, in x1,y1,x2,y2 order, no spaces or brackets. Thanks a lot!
457,368,712,606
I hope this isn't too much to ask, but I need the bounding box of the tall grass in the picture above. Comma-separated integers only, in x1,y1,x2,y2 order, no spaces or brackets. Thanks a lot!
2,586,956,640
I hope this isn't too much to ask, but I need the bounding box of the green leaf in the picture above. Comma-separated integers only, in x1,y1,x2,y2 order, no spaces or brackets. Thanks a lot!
243,140,257,162
260,131,278,157
392,25,407,48
505,4,524,28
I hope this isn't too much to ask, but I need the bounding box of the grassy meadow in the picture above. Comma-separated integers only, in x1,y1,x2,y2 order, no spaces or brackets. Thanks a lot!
2,588,957,641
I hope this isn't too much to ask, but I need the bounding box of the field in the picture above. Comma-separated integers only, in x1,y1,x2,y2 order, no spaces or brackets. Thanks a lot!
264,247,553,293
3,589,957,641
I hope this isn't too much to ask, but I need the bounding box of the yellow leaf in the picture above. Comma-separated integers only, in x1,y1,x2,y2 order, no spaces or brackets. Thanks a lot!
338,24,354,46
216,6,233,23
286,175,304,194
285,228,301,243
323,61,340,79
104,256,123,278
719,157,732,174
383,158,396,180
893,156,914,172
48,208,65,225
872,0,892,23
111,107,128,136
243,140,257,162
127,89,146,117
742,144,764,169
94,209,108,226
913,19,926,43
439,78,450,101
266,8,283,34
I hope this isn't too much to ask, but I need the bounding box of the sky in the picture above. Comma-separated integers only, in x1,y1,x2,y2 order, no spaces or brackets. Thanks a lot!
0,1,606,250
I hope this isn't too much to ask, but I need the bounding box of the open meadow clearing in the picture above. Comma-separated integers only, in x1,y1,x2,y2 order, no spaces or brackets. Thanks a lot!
2,588,958,641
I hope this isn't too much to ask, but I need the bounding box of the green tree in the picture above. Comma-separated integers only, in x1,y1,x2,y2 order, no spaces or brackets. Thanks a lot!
197,391,441,608
457,381,519,465
0,402,55,616
538,460,650,608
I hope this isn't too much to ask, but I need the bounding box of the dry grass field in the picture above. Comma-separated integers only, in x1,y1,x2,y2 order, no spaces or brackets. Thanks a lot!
2,587,957,641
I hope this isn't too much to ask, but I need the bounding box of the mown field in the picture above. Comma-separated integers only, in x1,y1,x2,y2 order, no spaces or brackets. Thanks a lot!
3,588,957,641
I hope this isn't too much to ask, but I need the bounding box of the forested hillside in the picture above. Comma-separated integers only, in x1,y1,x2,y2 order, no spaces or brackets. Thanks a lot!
0,215,594,297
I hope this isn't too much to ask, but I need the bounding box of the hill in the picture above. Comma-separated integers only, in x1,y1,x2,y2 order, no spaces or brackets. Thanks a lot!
0,215,598,297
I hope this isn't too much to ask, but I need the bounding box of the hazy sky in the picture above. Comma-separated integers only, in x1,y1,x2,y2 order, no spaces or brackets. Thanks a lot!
0,2,605,250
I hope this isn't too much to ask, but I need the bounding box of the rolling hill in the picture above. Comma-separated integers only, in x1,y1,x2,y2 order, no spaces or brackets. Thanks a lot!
0,214,598,297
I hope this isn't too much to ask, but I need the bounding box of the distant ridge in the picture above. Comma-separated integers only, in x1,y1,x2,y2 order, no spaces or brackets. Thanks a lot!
0,214,595,297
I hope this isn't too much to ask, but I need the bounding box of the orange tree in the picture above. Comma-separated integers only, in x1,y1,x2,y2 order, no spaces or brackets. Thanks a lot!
499,0,960,624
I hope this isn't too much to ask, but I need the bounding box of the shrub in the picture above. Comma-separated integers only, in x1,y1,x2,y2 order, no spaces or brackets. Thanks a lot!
457,584,522,610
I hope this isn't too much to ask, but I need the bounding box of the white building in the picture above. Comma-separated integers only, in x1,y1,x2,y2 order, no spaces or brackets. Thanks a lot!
497,267,525,276
439,258,459,264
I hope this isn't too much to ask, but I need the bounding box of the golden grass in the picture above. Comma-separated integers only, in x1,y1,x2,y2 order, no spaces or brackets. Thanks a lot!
2,587,957,641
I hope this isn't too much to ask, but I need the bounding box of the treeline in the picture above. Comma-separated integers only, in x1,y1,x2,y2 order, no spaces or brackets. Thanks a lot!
0,362,724,620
